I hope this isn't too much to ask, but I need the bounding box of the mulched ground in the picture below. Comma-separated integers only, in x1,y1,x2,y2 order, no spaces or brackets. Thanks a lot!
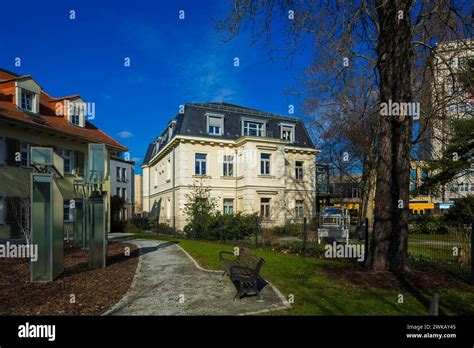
0,242,139,315
322,261,471,290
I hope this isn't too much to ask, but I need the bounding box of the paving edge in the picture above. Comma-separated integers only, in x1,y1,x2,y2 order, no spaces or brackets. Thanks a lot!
102,240,143,316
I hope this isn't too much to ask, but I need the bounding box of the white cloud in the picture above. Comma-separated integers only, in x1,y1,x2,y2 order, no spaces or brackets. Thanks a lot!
118,130,134,139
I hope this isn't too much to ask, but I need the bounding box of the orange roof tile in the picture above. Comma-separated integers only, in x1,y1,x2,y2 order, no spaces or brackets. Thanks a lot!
0,68,127,151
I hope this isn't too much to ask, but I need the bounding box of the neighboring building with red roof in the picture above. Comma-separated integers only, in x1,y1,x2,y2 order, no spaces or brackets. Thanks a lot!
0,68,127,238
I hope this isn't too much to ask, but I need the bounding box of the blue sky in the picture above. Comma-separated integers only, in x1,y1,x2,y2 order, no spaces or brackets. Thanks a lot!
0,0,312,173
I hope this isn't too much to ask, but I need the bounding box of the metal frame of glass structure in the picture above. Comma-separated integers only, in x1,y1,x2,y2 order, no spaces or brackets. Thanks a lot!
30,147,65,282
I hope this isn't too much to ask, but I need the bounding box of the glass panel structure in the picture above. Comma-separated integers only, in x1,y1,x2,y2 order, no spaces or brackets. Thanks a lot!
88,144,106,184
72,199,84,247
88,196,107,269
30,174,64,282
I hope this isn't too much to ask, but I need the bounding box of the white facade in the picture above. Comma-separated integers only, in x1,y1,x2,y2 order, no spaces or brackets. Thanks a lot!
421,39,474,202
142,135,317,231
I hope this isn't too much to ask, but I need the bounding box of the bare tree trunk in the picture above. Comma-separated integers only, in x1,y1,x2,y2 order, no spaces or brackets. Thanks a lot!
369,0,413,271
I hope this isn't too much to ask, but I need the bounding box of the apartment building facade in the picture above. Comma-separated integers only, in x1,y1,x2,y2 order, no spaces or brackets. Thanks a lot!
141,102,317,231
110,157,135,220
0,68,127,238
420,38,474,203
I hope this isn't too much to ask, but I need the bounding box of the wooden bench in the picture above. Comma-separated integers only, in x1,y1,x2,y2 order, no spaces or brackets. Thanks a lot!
219,248,268,300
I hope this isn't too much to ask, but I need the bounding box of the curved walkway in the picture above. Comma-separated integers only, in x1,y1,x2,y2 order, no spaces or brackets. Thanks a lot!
105,236,290,316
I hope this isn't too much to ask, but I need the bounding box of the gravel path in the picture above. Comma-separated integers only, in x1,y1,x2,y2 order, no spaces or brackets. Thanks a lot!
105,237,290,315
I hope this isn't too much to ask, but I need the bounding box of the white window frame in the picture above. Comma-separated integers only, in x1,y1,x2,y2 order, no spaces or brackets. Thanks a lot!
280,123,295,142
260,153,271,175
121,167,126,182
242,118,266,137
223,199,234,214
223,155,234,177
168,120,177,141
195,153,207,175
122,188,127,201
68,100,85,127
206,113,224,136
64,201,73,222
116,167,121,182
59,148,74,174
295,161,304,180
20,89,35,112
260,198,271,219
295,200,304,219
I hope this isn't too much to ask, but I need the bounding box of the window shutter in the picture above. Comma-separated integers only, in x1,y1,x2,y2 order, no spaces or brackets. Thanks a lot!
5,138,20,166
5,196,21,234
76,151,85,175
209,116,222,127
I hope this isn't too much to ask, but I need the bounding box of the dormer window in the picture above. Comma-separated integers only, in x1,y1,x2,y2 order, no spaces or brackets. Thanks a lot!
15,78,41,114
68,99,85,127
21,90,34,112
206,113,224,135
168,120,177,140
242,119,265,137
280,123,295,142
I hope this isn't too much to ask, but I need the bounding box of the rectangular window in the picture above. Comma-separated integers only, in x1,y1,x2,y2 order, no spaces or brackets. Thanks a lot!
21,142,31,167
64,200,72,222
154,168,158,187
260,198,271,219
295,200,304,219
223,199,234,214
223,155,234,176
121,167,126,182
260,153,271,175
281,125,294,142
122,188,127,201
471,183,474,191
116,167,121,182
59,149,73,174
0,196,5,225
116,188,121,197
243,121,264,137
208,116,223,135
71,113,80,126
450,183,458,192
460,183,469,192
21,90,34,112
295,161,304,180
195,153,207,175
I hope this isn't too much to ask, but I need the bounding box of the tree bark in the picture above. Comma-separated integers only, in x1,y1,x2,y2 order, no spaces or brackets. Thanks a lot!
368,0,413,271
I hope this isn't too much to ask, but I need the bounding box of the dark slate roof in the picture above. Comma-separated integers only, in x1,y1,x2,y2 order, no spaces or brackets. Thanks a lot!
142,102,315,166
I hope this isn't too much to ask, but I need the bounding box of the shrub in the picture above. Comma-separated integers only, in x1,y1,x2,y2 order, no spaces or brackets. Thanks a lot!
213,212,258,241
264,223,303,237
409,215,448,234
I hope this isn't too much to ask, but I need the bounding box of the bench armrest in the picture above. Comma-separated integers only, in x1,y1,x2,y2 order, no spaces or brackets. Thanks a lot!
219,251,235,261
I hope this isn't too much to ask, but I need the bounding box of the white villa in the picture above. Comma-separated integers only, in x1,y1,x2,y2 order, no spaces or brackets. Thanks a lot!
141,102,317,232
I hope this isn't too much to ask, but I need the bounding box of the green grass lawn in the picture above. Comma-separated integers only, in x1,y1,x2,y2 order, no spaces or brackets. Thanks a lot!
408,233,470,262
132,233,474,316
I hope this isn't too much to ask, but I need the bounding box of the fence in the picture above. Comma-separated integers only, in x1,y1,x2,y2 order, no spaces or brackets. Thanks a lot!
407,220,472,282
